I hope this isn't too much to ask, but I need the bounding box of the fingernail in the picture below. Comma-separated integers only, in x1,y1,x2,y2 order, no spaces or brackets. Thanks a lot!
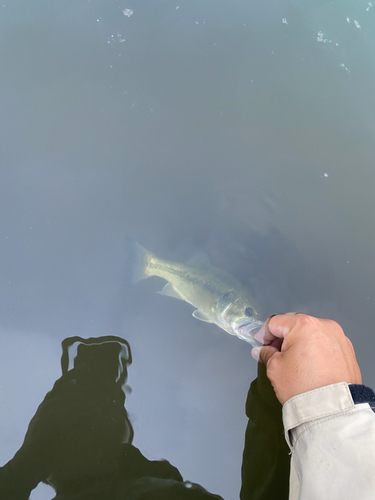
251,346,261,361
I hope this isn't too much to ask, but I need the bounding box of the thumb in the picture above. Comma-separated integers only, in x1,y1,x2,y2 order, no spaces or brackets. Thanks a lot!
252,345,279,365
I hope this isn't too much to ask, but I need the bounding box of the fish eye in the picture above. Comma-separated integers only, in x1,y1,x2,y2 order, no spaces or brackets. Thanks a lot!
245,307,253,317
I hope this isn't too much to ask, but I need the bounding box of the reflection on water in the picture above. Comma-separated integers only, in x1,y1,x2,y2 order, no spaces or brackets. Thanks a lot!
0,337,289,499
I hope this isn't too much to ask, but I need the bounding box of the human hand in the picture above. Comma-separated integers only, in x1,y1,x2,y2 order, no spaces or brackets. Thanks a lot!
251,314,362,405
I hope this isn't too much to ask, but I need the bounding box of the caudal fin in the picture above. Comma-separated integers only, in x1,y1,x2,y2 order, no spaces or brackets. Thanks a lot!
124,236,153,284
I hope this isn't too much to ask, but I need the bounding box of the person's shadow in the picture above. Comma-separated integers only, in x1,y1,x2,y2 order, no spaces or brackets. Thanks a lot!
0,336,290,500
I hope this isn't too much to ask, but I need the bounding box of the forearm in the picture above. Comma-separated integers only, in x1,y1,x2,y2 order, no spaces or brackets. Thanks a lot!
284,383,375,500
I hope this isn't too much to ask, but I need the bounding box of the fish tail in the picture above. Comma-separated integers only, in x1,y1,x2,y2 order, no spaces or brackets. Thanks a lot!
124,236,154,284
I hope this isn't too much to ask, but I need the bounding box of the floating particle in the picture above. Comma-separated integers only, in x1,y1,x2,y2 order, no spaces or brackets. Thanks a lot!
340,63,350,72
354,20,361,28
324,172,329,178
317,31,332,43
282,18,288,24
123,8,133,17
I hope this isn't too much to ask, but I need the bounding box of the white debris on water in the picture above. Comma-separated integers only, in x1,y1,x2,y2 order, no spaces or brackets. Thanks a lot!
317,31,332,43
340,63,350,73
347,17,362,28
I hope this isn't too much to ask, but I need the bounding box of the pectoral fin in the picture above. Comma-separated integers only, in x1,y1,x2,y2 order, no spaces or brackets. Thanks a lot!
158,283,185,301
192,309,213,323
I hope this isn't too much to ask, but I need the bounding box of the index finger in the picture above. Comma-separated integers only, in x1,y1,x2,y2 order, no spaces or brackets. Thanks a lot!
254,313,300,344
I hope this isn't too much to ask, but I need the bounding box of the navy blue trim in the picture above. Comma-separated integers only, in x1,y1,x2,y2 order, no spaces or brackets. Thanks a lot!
349,384,375,412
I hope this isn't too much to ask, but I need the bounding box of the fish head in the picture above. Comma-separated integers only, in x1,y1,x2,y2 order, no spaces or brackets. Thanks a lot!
215,290,263,343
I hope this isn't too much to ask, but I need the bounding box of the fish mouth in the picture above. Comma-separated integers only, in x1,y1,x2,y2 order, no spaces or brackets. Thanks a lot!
235,320,264,347
236,319,264,332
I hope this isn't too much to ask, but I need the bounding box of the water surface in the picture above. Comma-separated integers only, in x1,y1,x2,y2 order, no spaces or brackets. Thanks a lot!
1,1,375,498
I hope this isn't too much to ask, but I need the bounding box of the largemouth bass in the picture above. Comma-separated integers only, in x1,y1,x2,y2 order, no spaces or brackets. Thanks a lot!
126,238,264,347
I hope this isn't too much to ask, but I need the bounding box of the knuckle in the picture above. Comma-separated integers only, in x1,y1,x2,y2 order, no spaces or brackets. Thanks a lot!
295,314,318,329
345,336,355,352
295,315,346,338
324,319,345,337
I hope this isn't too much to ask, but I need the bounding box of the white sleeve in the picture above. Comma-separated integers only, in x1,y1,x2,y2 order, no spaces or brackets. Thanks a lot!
282,382,375,500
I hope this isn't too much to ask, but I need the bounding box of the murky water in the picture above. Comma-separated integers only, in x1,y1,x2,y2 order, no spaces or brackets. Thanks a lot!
1,1,375,499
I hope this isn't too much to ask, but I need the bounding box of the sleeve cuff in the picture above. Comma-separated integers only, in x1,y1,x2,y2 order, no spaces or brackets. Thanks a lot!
282,382,356,448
